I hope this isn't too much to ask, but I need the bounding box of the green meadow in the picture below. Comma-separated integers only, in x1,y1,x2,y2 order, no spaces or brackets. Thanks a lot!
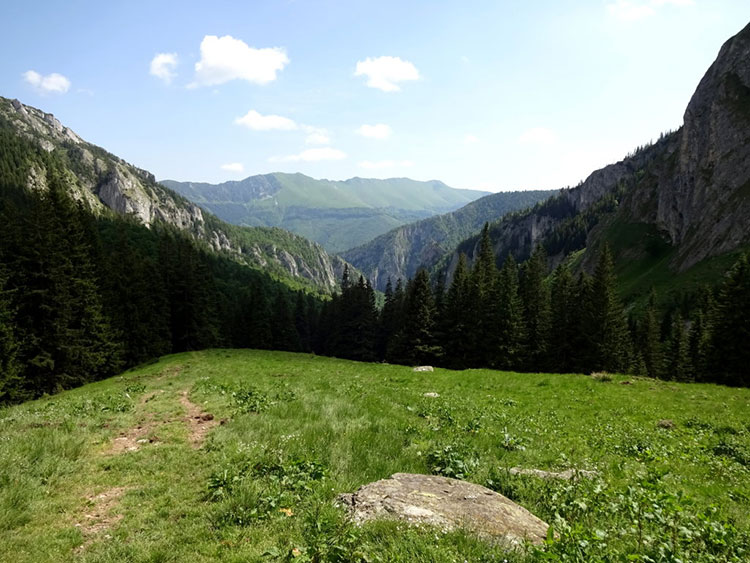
1,349,748,562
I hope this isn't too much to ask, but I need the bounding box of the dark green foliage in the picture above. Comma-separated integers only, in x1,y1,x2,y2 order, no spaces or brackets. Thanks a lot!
549,265,577,373
520,246,551,371
492,254,526,370
584,245,631,373
440,254,473,368
665,313,692,381
711,253,750,386
389,269,440,365
638,290,664,379
0,267,22,403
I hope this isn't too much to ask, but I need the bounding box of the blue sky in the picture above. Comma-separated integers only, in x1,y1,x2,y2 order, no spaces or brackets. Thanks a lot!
2,1,749,191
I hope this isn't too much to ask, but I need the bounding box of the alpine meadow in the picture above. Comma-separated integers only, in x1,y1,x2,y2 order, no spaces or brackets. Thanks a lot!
1,3,750,562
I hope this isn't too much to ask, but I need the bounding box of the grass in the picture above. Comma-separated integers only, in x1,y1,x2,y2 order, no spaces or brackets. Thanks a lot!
1,349,749,561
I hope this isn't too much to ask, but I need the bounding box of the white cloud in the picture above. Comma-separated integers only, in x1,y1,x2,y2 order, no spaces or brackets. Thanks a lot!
354,56,420,92
23,70,71,94
303,126,331,145
235,110,298,131
150,53,178,84
519,127,558,145
357,123,392,139
463,134,479,144
190,35,289,87
270,147,347,162
606,0,694,21
220,162,244,173
358,160,413,170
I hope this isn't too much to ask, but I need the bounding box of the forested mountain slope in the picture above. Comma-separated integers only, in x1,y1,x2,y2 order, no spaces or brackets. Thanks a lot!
0,97,352,292
442,21,750,308
342,189,555,291
162,174,488,253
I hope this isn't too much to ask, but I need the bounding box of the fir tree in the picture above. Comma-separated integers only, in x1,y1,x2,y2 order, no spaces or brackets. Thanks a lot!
440,254,473,368
520,246,551,371
390,269,440,365
493,254,525,370
639,289,663,379
549,264,576,373
665,313,691,381
711,253,750,386
0,267,22,404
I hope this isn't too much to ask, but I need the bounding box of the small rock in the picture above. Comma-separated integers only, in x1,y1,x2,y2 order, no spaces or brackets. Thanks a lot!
657,419,675,429
423,392,440,398
508,467,599,480
413,366,434,372
338,473,549,547
136,439,149,444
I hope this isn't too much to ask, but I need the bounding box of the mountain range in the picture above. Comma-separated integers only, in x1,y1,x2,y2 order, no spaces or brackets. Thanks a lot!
162,174,488,253
0,97,354,292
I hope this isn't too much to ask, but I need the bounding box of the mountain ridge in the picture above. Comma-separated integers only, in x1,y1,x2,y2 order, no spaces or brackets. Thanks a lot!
0,96,355,293
162,173,489,253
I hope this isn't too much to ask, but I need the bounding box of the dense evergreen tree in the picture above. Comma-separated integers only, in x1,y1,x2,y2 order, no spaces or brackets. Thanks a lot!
0,267,22,404
665,313,691,381
440,254,473,368
585,245,630,372
520,246,551,371
549,264,577,373
493,254,526,370
390,269,440,365
639,290,664,379
711,254,750,386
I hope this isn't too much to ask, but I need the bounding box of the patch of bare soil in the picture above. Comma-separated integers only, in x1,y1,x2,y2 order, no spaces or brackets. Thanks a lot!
179,390,220,448
104,421,160,455
74,487,128,552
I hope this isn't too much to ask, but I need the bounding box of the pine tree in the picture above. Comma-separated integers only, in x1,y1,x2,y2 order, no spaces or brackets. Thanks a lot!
440,254,473,368
520,246,551,371
586,245,629,373
665,313,691,381
639,289,663,379
711,253,750,386
549,264,576,373
493,254,525,370
468,225,499,367
0,267,22,404
390,269,440,365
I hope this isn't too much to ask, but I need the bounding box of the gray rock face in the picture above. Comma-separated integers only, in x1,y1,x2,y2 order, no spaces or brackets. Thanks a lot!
445,22,750,281
338,473,549,547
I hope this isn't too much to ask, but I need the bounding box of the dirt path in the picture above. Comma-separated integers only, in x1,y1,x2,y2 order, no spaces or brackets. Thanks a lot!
179,390,220,448
74,487,128,552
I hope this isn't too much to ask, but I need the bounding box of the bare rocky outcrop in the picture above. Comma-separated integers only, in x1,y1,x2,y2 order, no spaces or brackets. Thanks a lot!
443,22,750,283
338,473,549,548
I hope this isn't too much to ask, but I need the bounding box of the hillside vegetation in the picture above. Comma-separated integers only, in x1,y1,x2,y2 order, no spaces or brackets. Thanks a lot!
0,350,748,562
163,174,488,253
342,189,556,291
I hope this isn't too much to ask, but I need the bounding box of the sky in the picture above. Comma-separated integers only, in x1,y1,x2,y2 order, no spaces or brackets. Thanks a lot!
2,1,749,192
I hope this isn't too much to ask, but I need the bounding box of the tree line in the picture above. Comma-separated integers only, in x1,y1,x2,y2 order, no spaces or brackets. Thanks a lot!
316,225,749,387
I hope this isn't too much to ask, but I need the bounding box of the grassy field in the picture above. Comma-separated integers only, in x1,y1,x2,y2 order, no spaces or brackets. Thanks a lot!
1,350,749,562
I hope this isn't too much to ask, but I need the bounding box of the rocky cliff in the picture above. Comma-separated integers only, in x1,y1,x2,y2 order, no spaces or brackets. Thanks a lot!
443,22,750,298
0,97,353,292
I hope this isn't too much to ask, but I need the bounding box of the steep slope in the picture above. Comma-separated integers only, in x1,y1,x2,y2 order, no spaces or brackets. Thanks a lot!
443,21,750,307
0,97,353,292
162,174,488,253
342,189,556,290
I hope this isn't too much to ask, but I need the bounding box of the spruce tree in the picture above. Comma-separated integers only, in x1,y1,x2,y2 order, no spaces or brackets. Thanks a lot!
520,246,551,371
441,254,473,368
665,313,691,381
639,289,663,379
711,253,750,386
391,269,440,365
0,267,22,404
587,244,629,373
549,264,576,373
493,254,525,370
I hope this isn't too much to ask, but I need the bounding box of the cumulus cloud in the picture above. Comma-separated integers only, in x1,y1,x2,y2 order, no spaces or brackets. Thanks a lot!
354,56,420,92
23,70,71,94
356,123,392,139
270,147,347,162
190,35,289,87
235,110,298,131
303,126,331,145
220,162,244,173
150,53,178,84
607,0,694,21
519,127,558,145
358,160,413,170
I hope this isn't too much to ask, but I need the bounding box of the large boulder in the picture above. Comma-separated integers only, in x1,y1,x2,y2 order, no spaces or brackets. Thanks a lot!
338,473,549,548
